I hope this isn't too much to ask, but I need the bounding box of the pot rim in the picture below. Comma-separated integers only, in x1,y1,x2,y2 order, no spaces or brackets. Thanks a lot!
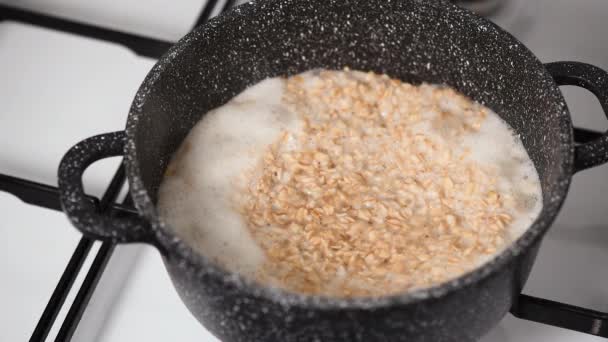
124,0,574,310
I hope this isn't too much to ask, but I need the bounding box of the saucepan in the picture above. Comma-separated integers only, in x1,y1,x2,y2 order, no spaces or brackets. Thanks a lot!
57,0,608,340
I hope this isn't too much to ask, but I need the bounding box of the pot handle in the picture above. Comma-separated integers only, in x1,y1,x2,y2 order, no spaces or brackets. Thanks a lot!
58,131,156,245
509,62,608,338
511,295,607,337
544,61,608,173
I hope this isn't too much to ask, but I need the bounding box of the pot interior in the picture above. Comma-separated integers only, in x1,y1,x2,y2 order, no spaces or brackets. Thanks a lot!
130,0,571,245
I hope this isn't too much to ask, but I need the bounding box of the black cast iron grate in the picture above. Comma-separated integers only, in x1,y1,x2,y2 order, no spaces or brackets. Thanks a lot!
0,1,605,341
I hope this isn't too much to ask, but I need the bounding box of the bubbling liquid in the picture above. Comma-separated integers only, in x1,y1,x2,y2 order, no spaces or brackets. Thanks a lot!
157,77,300,278
157,70,542,296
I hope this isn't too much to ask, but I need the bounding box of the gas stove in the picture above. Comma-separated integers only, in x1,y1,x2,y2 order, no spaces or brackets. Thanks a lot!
1,0,607,341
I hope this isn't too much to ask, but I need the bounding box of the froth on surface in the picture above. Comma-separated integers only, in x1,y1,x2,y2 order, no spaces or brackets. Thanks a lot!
157,70,543,293
157,77,301,277
409,88,543,245
463,113,543,242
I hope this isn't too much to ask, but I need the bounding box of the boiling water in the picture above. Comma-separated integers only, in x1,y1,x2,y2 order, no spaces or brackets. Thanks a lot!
157,71,542,280
157,77,300,277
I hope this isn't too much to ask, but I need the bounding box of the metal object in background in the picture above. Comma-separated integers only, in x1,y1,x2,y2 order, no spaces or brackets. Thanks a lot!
0,4,171,59
30,166,126,342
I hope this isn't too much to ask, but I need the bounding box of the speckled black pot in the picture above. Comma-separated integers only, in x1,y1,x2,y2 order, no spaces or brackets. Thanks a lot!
57,0,608,341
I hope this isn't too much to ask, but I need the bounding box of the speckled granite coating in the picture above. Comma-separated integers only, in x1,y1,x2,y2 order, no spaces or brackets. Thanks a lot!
544,61,608,173
56,0,608,341
57,131,155,244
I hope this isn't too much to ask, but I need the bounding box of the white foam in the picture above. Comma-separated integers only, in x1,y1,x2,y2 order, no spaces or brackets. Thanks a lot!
412,84,543,245
463,112,543,241
157,77,301,277
157,72,543,280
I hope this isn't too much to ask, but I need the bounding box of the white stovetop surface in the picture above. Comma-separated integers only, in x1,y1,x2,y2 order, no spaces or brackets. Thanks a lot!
1,0,607,341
